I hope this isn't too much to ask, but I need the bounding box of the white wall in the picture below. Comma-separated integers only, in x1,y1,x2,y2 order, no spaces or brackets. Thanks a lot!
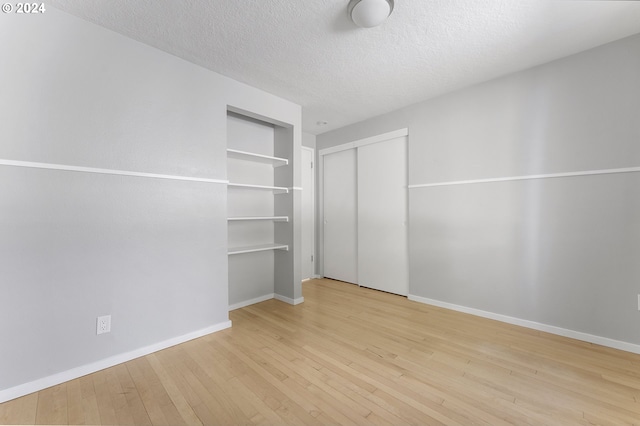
317,33,640,348
0,7,300,400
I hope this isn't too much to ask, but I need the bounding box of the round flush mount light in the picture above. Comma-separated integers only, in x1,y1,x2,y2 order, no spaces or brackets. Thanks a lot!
348,0,394,28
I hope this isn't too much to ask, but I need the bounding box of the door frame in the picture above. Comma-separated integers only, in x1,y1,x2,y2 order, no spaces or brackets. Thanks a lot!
318,128,408,278
301,146,316,280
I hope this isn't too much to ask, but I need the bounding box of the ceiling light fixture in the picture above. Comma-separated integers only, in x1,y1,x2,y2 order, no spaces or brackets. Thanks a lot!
348,0,394,28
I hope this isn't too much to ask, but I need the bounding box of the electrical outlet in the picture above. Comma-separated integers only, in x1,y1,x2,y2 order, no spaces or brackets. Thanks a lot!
97,315,111,335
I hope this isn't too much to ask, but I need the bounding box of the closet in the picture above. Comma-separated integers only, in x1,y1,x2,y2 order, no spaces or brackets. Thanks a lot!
321,132,408,296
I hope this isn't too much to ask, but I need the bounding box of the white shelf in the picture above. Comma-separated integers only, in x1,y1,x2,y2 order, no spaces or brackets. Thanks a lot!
228,243,289,255
228,183,289,193
228,216,289,222
227,149,288,167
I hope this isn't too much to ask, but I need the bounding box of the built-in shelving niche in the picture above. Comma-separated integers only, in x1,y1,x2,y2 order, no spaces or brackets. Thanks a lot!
226,110,295,310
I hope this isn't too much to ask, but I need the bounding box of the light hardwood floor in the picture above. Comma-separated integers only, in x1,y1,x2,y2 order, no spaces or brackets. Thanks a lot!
2,278,640,425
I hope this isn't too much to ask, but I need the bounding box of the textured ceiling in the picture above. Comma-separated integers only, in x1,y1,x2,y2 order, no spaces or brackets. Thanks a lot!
49,0,640,135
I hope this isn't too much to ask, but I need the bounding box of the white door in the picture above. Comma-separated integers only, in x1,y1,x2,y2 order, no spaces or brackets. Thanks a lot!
323,149,358,284
357,136,408,295
301,147,315,280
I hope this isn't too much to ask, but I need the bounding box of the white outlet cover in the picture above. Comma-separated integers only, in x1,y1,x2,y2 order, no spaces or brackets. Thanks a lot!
97,315,111,335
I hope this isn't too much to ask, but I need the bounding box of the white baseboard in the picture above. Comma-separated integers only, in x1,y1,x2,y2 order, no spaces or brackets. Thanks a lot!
229,293,305,310
302,275,322,281
0,320,232,404
408,294,640,355
229,294,275,311
274,294,305,305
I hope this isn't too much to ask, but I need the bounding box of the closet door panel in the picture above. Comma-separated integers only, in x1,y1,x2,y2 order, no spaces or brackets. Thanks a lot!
357,137,408,295
323,149,358,284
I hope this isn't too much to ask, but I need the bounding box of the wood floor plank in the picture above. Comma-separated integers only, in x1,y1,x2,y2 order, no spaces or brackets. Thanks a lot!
105,365,136,425
113,363,152,426
251,331,412,424
126,357,171,425
146,354,202,426
92,370,118,425
35,384,67,425
3,278,640,425
78,374,101,425
0,392,38,425
155,355,219,426
217,336,324,425
180,343,253,424
65,379,84,425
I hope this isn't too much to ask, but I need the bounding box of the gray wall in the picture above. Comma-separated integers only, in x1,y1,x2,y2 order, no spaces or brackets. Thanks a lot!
0,8,300,394
302,132,317,149
317,34,640,345
275,126,303,301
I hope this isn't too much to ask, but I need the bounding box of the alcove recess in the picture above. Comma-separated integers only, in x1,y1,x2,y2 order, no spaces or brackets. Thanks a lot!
226,109,298,309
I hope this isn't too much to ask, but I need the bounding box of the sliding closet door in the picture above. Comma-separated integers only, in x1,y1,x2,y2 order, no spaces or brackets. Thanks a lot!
323,149,358,284
357,136,408,295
